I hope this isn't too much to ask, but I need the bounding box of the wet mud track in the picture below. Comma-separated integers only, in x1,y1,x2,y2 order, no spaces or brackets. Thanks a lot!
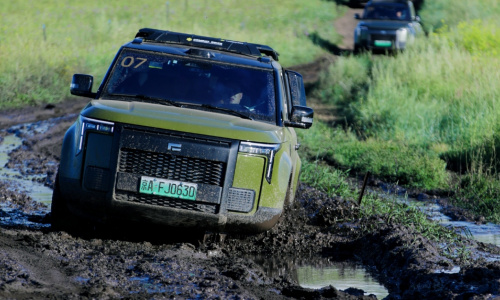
1,102,500,299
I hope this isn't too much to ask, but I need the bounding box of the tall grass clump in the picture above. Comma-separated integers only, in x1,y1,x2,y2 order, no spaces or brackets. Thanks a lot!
313,55,371,124
356,37,500,148
314,55,371,106
300,160,354,199
0,0,342,109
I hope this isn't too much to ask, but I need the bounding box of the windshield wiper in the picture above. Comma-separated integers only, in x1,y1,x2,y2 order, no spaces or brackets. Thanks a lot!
109,93,182,107
182,103,254,120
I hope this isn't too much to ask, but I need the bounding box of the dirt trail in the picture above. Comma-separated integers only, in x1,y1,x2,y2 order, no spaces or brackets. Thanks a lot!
335,7,363,50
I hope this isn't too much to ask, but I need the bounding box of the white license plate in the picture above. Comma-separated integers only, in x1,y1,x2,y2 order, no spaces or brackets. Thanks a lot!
374,40,392,47
139,176,197,201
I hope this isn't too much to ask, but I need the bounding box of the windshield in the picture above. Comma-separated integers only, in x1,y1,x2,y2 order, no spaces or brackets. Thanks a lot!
104,49,276,123
363,4,411,21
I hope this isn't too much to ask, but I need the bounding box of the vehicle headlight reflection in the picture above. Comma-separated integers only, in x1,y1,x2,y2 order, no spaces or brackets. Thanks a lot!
396,28,408,44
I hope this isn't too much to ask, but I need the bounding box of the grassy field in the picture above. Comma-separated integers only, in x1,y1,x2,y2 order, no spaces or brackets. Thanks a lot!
299,0,500,222
0,0,343,109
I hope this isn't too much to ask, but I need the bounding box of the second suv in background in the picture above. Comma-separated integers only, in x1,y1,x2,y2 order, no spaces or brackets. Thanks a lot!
354,0,422,53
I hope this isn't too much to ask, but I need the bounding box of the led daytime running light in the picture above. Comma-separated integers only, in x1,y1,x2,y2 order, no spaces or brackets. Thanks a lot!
78,116,115,153
239,142,281,184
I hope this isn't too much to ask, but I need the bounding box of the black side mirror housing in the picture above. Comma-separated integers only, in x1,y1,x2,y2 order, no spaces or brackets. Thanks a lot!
70,74,97,98
285,106,314,129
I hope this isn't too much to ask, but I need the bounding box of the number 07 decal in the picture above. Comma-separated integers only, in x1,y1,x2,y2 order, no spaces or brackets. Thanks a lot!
121,56,147,68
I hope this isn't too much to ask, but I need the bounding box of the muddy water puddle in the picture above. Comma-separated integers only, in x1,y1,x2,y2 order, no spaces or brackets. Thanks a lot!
405,197,500,248
0,122,55,228
250,255,389,298
296,261,389,297
0,132,53,204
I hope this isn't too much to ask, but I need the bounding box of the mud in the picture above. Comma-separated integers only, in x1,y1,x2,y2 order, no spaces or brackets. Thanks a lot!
1,115,500,299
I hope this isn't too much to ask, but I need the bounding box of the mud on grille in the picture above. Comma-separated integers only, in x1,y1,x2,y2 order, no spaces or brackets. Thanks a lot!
115,192,218,214
119,148,225,186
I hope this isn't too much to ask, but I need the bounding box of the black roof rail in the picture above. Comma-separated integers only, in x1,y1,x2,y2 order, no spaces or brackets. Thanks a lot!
135,28,279,61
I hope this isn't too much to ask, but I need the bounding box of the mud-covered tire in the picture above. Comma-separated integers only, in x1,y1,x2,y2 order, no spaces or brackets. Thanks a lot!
50,172,70,230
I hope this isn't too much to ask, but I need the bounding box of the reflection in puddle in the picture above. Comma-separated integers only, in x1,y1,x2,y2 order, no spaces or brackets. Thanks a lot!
251,255,389,298
0,134,23,177
405,197,500,248
296,261,389,298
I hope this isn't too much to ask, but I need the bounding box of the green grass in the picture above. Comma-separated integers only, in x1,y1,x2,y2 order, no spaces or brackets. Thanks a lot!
298,121,449,190
0,0,343,109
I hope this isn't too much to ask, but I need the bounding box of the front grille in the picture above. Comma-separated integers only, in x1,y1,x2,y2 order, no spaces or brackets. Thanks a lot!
119,148,225,186
115,192,217,214
371,34,395,42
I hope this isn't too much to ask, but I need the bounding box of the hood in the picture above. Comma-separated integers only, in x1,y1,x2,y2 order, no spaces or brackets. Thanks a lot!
357,20,410,31
81,99,286,144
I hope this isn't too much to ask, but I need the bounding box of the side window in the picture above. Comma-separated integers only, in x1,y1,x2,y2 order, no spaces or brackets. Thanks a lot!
280,71,291,121
286,70,307,106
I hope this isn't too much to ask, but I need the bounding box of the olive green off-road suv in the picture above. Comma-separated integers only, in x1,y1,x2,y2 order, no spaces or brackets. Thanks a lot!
52,28,313,233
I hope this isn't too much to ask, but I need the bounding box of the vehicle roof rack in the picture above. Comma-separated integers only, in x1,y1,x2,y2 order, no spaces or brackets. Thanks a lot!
135,28,279,61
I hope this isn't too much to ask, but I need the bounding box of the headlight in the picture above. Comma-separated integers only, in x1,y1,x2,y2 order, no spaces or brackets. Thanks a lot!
239,142,281,184
78,116,115,154
396,28,408,43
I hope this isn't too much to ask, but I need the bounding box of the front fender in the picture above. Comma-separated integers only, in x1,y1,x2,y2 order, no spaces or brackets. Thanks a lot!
59,119,84,181
258,147,292,208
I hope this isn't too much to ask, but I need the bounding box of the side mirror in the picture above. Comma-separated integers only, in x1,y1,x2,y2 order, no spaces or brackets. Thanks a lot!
70,74,97,98
285,106,314,129
354,13,361,20
414,15,421,23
